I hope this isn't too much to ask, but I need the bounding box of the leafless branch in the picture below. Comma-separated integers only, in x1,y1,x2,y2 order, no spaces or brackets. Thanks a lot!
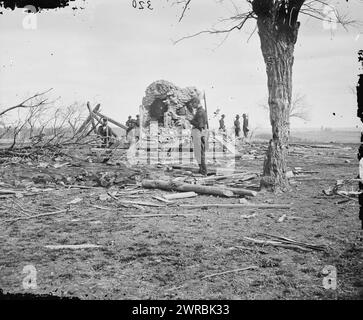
0,88,53,117
174,11,255,44
178,0,192,22
174,0,361,45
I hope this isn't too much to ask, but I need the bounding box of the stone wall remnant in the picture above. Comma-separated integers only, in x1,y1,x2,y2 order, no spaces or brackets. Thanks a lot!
140,80,202,128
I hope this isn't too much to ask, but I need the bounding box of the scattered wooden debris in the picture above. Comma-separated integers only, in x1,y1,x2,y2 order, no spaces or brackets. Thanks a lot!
226,187,257,197
152,196,174,204
4,209,70,223
117,200,166,207
243,233,327,252
199,173,257,183
91,204,118,211
45,244,102,250
67,197,83,205
64,185,103,190
122,213,199,218
323,179,361,199
240,213,257,219
171,165,217,175
234,245,268,254
163,192,197,200
243,236,311,252
180,203,291,209
142,179,234,197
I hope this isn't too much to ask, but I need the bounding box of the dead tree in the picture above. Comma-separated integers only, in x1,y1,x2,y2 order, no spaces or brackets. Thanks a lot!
175,0,356,191
0,90,90,150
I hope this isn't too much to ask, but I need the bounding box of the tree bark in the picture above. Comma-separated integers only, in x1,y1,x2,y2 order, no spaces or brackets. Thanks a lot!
255,4,301,191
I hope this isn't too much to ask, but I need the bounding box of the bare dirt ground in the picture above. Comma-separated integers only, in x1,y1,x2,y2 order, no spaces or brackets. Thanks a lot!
0,142,362,300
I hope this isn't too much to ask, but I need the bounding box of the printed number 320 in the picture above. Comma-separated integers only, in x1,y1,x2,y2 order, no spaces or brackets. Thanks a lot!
132,0,153,10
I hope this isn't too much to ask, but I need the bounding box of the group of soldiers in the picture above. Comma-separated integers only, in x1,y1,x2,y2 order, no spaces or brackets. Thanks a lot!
218,113,249,138
96,114,141,148
125,115,140,134
95,101,248,177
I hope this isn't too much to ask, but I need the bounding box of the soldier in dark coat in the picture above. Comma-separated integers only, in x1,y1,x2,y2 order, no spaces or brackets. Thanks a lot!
126,115,135,135
97,118,117,148
242,113,249,138
219,114,226,132
234,115,241,137
189,98,208,175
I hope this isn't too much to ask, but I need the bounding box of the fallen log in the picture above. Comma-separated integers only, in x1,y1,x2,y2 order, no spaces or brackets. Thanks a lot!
180,203,291,209
141,179,234,197
225,187,257,197
199,173,257,183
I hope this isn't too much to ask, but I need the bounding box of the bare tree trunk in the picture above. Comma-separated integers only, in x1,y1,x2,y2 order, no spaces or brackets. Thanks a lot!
256,12,300,191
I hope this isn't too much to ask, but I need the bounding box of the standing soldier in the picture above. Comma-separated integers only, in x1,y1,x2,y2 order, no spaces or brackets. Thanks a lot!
219,114,226,132
219,114,227,153
242,113,249,138
135,114,140,141
126,115,135,136
234,114,241,137
97,118,118,148
126,115,133,128
135,114,140,128
189,97,208,175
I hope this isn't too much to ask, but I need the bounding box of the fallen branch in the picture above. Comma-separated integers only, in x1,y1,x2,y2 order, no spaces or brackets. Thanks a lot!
163,192,197,200
259,233,326,251
4,209,70,222
118,200,166,207
142,179,234,197
152,196,174,204
199,173,257,182
91,205,118,211
122,213,199,218
45,244,102,250
180,203,291,209
243,236,311,252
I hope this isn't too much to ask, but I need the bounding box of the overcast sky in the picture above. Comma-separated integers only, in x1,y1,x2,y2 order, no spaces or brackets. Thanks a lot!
0,0,362,130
